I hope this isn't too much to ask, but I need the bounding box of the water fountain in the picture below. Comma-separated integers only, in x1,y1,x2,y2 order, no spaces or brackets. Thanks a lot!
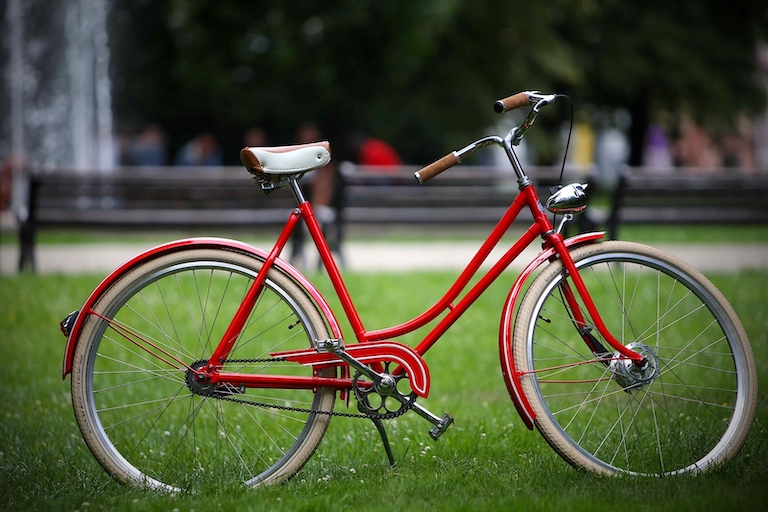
2,0,114,220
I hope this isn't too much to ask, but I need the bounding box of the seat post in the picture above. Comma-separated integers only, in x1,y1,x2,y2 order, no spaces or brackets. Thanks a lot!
289,177,308,204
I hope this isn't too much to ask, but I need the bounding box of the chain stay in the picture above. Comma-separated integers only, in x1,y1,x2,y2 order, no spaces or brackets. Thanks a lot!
209,357,413,420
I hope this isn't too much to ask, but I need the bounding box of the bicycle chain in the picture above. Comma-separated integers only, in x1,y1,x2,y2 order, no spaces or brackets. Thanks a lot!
205,357,413,420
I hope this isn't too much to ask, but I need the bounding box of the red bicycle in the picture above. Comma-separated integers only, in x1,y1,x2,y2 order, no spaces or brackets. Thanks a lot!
61,92,757,491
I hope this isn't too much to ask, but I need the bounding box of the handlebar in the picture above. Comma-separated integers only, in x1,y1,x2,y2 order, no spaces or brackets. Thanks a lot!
414,90,559,183
493,92,529,113
414,152,460,184
494,90,558,114
498,91,558,147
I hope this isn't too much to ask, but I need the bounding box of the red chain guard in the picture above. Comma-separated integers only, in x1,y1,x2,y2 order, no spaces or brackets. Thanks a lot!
272,341,430,398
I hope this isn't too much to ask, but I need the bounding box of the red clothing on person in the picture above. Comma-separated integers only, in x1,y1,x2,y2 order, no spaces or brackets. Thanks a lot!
358,138,402,166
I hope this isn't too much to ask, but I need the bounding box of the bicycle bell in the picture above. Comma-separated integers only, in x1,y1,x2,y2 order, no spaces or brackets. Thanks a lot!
545,183,589,214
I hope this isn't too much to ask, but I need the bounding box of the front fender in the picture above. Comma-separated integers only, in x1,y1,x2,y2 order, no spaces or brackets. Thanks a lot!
498,232,604,429
61,237,344,379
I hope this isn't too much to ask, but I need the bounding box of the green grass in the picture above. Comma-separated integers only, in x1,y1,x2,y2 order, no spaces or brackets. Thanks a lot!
2,222,768,247
616,224,768,244
1,269,768,511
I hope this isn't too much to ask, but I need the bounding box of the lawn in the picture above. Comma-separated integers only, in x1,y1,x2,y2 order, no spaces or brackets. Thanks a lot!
3,223,768,247
1,268,767,511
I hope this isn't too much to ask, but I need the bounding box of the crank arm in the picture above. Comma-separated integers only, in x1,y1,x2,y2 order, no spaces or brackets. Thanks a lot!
317,339,385,386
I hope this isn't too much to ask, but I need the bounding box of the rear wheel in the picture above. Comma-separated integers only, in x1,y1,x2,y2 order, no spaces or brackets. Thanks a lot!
71,248,335,491
514,241,757,475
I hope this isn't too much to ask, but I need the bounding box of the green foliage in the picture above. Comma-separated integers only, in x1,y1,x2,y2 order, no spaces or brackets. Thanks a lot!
110,0,767,165
112,0,580,161
556,0,768,162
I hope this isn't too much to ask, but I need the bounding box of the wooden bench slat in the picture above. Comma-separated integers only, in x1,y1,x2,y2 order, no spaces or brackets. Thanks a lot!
593,167,768,239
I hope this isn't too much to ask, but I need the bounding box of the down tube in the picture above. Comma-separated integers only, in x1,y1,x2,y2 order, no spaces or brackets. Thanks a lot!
411,184,549,356
367,192,531,342
411,224,542,357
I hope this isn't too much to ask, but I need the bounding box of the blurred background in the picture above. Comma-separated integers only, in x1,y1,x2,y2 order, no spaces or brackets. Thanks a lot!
3,0,767,167
1,0,767,271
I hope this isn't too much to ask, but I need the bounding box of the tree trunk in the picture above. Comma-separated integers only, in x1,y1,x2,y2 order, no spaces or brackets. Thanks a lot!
628,88,649,167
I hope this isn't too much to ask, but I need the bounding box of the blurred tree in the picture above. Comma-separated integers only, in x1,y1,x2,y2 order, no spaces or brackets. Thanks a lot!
108,0,767,165
109,0,580,163
560,0,768,164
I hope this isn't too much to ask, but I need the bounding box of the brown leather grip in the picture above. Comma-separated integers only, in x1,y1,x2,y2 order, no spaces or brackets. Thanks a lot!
414,153,460,183
494,92,530,113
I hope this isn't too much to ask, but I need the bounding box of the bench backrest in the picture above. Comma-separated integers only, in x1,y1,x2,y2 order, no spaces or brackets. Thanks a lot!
28,164,589,227
613,167,768,224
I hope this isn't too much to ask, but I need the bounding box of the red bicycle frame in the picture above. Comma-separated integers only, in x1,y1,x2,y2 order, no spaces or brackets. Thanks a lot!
60,171,645,432
191,178,641,394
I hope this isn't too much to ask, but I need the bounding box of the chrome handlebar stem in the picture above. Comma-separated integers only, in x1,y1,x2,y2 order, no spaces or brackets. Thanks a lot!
509,91,557,146
450,92,558,187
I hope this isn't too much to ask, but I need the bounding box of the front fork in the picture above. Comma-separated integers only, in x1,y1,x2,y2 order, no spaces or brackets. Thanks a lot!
549,234,644,366
557,280,612,359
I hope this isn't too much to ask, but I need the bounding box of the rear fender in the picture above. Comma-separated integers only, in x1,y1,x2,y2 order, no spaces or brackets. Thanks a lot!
499,232,604,429
61,237,344,379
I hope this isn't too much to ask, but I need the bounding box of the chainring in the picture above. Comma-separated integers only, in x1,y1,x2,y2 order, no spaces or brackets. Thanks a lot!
352,361,417,419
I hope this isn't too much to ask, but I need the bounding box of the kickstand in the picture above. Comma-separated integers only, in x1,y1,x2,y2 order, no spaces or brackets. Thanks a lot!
370,417,396,468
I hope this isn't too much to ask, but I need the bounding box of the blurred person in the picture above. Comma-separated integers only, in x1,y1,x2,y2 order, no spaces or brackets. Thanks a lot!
289,121,344,267
642,124,673,172
243,126,268,148
721,116,755,170
350,132,402,167
570,121,595,170
297,122,337,218
127,124,167,166
2,154,32,267
175,133,223,166
722,133,755,169
0,155,14,212
347,132,403,188
0,154,27,214
673,118,721,170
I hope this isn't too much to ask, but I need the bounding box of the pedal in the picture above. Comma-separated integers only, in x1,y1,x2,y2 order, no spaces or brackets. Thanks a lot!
428,414,454,441
410,402,454,441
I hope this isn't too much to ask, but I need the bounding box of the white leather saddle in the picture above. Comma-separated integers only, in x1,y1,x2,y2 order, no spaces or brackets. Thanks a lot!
240,141,331,176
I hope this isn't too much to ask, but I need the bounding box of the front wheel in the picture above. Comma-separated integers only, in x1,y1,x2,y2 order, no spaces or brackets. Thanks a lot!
70,248,336,491
513,241,757,476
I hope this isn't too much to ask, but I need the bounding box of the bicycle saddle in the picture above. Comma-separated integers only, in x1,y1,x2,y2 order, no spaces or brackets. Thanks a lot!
240,141,331,176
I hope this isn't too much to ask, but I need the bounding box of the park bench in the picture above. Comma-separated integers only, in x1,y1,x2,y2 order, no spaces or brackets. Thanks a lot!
338,163,581,223
18,164,581,271
18,167,295,270
19,164,768,271
589,167,768,240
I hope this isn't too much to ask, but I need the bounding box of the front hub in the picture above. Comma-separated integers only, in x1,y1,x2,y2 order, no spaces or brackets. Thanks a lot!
609,342,660,392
